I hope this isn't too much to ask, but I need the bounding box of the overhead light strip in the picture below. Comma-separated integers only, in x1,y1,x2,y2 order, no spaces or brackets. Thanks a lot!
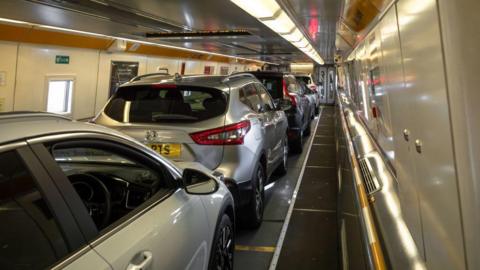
0,17,273,65
231,0,324,65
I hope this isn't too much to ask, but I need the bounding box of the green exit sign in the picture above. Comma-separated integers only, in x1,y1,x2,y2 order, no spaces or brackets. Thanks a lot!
55,55,70,64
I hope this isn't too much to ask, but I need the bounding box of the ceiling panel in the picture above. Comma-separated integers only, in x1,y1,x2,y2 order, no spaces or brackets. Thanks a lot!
0,0,343,64
282,0,343,64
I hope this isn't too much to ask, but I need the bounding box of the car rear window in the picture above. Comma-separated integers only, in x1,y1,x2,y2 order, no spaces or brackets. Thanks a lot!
104,85,227,123
253,76,282,100
296,76,312,85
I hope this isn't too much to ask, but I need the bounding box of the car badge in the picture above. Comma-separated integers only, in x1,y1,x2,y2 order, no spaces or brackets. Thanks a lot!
145,130,158,141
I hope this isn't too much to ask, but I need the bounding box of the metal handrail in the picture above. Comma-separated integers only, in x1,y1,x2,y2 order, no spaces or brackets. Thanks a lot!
336,91,387,270
336,88,426,269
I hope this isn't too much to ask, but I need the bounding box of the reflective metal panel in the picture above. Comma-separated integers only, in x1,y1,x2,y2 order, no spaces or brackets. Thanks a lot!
397,0,466,268
282,0,343,63
0,0,326,63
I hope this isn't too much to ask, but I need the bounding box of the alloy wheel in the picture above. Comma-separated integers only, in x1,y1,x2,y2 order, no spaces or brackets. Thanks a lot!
283,138,288,168
214,224,233,270
255,168,264,220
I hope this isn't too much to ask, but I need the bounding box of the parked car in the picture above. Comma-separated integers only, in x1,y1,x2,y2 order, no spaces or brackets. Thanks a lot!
298,79,318,118
94,73,289,228
245,71,312,153
295,73,320,114
0,112,235,270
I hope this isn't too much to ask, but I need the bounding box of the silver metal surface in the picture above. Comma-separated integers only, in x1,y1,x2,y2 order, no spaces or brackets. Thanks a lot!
0,0,337,63
396,0,466,268
0,112,234,270
336,90,426,269
281,0,343,64
436,0,480,269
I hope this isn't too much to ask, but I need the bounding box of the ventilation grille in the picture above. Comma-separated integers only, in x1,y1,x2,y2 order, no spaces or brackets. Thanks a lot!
359,158,381,195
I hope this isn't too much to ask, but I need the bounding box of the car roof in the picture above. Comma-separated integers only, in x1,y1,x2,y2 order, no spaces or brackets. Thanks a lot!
294,73,311,77
0,112,127,146
246,71,292,77
120,73,259,91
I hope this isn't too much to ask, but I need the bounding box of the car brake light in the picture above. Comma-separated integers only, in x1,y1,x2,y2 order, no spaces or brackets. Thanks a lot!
190,120,251,145
282,79,297,107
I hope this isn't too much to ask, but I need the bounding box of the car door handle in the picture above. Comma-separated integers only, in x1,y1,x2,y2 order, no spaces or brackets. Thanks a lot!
127,251,153,270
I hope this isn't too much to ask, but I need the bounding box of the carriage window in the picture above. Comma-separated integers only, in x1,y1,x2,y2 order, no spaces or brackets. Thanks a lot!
46,79,73,114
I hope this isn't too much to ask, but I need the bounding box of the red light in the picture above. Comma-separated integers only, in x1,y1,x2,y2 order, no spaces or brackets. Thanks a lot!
190,120,251,145
282,79,297,107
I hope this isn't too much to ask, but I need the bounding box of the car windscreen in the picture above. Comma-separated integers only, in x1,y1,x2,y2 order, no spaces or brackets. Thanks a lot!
104,85,227,123
296,76,312,85
254,76,282,100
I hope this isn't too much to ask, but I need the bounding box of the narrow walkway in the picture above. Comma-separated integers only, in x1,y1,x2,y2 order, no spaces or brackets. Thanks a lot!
234,113,320,270
274,106,339,269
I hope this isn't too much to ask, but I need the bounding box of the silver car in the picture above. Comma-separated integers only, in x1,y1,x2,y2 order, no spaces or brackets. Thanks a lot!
94,73,289,228
0,112,234,270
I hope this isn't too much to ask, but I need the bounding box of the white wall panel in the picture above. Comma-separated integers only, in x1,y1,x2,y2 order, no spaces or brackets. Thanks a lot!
0,41,253,118
146,57,180,74
397,0,466,268
0,41,18,112
184,60,204,75
14,44,99,119
437,0,480,269
378,5,425,258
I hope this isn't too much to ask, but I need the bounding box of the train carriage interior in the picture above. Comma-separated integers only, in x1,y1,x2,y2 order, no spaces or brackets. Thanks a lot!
0,0,479,269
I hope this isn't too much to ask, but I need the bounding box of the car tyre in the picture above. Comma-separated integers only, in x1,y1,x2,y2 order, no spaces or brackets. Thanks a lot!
276,136,288,175
290,129,303,154
304,120,311,136
209,214,234,270
242,163,265,229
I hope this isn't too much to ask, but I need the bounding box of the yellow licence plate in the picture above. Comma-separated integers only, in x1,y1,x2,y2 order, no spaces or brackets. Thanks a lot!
148,144,181,158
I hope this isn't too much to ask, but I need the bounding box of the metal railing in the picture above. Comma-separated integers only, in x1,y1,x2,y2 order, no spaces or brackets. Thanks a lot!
335,89,426,269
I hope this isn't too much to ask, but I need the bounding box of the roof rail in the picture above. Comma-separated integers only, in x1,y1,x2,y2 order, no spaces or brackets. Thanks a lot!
130,72,171,82
222,72,256,82
0,111,72,121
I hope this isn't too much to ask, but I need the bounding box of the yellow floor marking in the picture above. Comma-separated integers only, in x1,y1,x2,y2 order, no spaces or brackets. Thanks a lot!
235,245,276,253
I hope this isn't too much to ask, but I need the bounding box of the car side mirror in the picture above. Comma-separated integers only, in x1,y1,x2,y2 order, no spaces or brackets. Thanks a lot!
182,169,218,195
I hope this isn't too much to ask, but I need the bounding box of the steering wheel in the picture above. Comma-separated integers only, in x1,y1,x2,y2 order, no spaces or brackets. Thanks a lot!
69,173,112,229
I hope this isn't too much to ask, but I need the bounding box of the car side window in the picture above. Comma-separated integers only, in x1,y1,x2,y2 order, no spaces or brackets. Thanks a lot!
285,76,302,95
239,83,263,112
0,150,69,270
255,83,275,111
49,143,173,232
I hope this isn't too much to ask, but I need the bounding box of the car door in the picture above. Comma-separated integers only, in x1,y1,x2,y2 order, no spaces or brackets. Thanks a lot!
245,83,276,164
0,145,111,270
29,135,212,270
256,83,285,166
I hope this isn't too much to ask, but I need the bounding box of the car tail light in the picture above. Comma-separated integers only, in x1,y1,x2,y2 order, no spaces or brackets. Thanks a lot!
190,120,251,145
282,79,297,107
